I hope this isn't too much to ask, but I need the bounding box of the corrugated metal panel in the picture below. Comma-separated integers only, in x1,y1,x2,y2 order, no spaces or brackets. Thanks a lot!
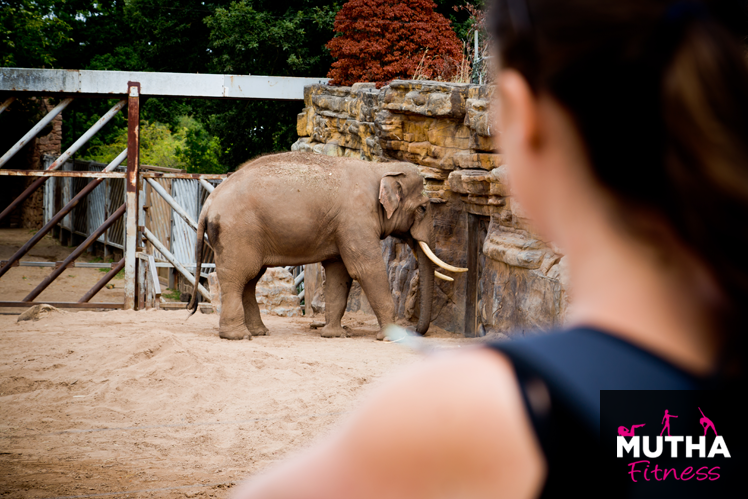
61,161,72,230
171,179,199,264
87,161,107,243
43,156,55,225
147,178,172,262
107,175,126,249
71,161,90,235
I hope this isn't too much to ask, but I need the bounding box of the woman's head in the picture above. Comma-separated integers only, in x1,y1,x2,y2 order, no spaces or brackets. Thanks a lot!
489,0,748,372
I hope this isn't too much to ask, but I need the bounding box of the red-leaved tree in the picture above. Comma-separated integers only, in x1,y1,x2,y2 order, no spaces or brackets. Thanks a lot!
326,0,463,87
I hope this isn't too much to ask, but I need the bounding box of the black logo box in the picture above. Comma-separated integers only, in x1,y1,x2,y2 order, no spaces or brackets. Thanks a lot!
599,390,744,499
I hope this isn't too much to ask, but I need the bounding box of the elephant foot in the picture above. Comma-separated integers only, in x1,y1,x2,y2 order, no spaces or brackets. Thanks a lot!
320,325,347,338
248,324,269,336
219,326,252,341
376,330,386,341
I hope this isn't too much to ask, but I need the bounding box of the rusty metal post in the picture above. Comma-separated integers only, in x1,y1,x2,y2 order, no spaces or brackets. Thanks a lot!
79,258,125,303
124,82,141,310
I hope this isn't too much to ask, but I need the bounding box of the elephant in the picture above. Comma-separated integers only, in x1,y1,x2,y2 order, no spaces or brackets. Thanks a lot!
187,151,466,340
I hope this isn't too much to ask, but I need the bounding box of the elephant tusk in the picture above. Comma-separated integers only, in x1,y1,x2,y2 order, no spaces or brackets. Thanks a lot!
419,241,468,273
435,271,453,282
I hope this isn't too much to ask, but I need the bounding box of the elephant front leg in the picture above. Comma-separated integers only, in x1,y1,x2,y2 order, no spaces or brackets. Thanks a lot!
243,268,269,336
320,259,352,338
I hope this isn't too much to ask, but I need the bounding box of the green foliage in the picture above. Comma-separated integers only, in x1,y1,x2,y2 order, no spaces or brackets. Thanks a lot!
0,0,73,68
175,117,225,174
162,288,181,301
84,117,226,173
206,1,338,76
203,0,340,167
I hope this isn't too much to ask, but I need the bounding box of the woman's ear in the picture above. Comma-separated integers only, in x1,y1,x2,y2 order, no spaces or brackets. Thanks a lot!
379,172,404,219
497,69,541,152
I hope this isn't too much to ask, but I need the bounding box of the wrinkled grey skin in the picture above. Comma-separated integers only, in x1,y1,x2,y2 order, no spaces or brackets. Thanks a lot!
188,151,436,340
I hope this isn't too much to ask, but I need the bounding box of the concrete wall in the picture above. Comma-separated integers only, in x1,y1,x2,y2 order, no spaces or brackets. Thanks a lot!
293,81,568,337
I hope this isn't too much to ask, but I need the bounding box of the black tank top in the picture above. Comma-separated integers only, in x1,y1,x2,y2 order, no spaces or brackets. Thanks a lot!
486,327,714,498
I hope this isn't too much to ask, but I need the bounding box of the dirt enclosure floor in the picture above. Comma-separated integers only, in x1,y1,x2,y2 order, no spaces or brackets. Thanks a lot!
0,308,474,498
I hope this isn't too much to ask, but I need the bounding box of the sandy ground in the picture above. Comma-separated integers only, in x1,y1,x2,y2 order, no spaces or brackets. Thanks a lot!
0,228,477,498
0,303,475,498
0,229,125,309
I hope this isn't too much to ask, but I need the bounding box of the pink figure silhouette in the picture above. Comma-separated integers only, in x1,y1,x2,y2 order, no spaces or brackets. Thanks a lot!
618,424,646,437
698,407,717,436
660,410,678,436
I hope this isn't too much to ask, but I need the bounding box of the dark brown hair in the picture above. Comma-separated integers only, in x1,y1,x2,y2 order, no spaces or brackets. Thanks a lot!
490,0,748,376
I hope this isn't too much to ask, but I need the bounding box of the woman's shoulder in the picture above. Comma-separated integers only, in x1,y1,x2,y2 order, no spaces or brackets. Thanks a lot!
233,347,547,499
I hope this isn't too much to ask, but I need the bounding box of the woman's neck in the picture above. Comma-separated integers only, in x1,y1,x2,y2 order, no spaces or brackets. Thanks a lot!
562,209,723,375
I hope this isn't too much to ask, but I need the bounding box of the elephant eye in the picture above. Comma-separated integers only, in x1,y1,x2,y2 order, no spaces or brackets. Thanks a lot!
418,205,427,214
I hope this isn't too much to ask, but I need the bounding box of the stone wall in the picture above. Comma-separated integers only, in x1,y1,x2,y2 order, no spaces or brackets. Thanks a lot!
293,81,568,337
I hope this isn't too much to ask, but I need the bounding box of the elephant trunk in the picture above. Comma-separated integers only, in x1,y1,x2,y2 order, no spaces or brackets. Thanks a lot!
415,242,435,335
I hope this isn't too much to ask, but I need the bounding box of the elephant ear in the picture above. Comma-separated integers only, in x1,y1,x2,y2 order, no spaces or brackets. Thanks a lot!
379,172,404,219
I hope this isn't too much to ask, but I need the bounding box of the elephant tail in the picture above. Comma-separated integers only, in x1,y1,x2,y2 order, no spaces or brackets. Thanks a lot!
187,205,208,318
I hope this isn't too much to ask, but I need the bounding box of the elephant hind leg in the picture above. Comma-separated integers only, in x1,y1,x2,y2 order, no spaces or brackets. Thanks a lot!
243,267,269,336
319,259,352,338
217,263,264,340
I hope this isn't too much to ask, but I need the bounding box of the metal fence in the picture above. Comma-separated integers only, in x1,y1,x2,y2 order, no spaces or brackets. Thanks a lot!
42,157,221,277
43,157,126,251
1,68,323,310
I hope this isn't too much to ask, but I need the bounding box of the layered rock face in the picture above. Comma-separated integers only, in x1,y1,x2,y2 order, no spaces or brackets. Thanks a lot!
256,268,303,318
293,81,568,336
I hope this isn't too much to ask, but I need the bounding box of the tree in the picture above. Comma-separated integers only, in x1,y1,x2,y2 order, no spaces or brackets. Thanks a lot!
203,0,339,167
0,0,72,68
326,0,463,86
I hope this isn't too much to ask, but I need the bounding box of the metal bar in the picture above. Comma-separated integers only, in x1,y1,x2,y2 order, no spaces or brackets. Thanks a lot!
46,99,126,171
0,170,125,178
199,178,215,193
143,227,210,301
0,97,73,168
146,177,212,248
154,262,215,269
1,68,328,100
0,96,15,114
78,258,125,303
0,150,127,280
142,172,229,180
0,261,119,269
0,301,123,309
298,289,305,301
124,82,140,310
147,253,161,296
23,203,126,301
294,271,305,287
142,165,185,173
